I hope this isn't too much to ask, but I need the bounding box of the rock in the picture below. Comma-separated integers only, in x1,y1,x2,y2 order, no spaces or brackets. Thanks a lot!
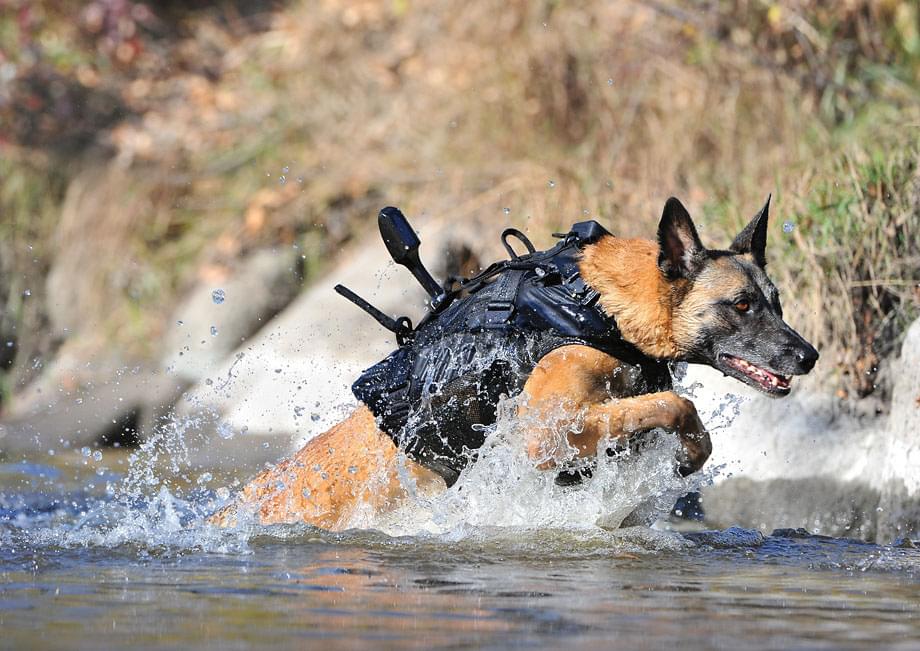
876,318,920,541
703,477,880,540
2,244,303,459
45,164,137,337
0,365,184,457
161,247,303,384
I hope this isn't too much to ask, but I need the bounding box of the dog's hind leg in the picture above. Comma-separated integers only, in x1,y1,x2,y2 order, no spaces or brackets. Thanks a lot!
207,406,445,530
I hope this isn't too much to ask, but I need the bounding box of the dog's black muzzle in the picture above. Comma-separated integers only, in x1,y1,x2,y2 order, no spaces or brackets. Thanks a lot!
768,326,819,376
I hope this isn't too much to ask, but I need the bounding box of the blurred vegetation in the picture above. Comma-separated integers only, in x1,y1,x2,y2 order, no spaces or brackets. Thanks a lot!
0,0,918,407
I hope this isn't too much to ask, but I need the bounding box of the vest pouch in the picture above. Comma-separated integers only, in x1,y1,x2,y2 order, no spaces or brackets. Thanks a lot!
352,346,416,437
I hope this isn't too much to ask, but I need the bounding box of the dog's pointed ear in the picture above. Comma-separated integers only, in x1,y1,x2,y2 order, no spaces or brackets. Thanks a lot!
730,194,770,267
657,197,706,279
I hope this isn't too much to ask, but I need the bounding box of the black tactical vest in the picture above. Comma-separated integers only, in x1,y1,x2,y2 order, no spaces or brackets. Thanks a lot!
351,220,671,485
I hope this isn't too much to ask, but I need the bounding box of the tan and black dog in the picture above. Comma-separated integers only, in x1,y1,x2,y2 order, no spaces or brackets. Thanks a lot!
209,197,818,530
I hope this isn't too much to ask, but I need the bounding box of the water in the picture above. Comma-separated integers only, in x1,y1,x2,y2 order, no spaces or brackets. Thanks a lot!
3,500,920,649
2,405,920,648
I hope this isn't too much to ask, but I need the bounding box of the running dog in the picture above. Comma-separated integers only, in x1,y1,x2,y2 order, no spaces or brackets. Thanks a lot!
209,197,818,530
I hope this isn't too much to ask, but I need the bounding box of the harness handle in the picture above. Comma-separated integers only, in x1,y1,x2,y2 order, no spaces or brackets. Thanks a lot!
501,228,536,259
335,284,414,344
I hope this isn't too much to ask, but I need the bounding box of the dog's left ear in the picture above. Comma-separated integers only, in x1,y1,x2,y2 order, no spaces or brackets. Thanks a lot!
658,197,706,279
730,195,770,267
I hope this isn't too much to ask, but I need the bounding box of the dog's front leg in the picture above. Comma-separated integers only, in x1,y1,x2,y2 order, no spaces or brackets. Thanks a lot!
581,392,711,473
537,392,711,475
520,345,711,475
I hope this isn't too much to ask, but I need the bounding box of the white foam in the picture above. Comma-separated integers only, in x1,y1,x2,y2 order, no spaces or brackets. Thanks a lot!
352,396,712,537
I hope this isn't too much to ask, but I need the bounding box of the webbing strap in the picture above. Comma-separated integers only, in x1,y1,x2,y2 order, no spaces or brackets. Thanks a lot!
483,269,526,329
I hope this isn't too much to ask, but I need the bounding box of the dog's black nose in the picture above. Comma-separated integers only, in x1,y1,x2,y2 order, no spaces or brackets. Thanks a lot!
795,343,819,373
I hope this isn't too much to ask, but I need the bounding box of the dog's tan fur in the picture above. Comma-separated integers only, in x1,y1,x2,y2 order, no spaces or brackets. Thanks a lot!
209,232,711,530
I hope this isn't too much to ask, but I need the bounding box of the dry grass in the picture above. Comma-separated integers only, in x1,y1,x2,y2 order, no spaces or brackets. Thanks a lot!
0,0,918,403
777,119,920,398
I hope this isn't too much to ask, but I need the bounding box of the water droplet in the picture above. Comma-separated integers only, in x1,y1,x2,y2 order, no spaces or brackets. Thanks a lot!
217,422,234,440
311,413,320,422
302,487,312,498
503,207,511,215
176,320,184,326
548,180,555,188
347,466,358,474
216,487,230,500
211,288,225,304
81,447,92,458
22,289,31,297
320,472,328,480
281,166,290,174
197,472,213,485
607,78,614,85
92,450,103,462
783,220,795,233
279,175,286,185
210,325,218,336
582,209,590,215
296,176,304,184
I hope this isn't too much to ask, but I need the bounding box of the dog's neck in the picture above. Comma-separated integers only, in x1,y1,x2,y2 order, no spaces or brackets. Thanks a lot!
579,236,683,359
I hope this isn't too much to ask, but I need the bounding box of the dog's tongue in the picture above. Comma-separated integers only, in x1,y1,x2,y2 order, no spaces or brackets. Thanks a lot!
726,356,790,390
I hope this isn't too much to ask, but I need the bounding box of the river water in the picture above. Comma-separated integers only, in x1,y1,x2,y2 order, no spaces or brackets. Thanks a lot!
3,424,920,651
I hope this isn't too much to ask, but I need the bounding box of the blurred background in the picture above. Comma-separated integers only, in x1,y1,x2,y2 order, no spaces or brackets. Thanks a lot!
0,0,918,539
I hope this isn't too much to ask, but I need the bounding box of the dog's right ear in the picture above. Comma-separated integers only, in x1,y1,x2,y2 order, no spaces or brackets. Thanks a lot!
657,197,705,279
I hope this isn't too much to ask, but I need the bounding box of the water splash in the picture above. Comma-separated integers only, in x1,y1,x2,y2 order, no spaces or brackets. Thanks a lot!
353,393,712,537
10,407,256,555
5,340,730,557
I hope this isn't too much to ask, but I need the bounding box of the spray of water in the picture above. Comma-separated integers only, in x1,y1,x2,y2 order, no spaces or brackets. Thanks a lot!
352,392,712,537
10,346,727,556
20,406,253,554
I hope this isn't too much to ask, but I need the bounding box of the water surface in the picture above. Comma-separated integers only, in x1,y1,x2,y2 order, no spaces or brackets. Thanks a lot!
2,450,920,650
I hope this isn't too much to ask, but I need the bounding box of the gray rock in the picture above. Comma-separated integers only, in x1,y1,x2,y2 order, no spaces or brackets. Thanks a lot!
876,317,920,540
703,477,880,541
0,365,184,457
162,247,303,385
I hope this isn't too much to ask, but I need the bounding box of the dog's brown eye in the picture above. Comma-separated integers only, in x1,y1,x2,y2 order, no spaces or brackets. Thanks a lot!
734,300,750,313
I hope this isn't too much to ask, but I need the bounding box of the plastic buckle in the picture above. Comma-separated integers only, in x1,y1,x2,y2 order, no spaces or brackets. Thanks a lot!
580,288,601,307
484,301,515,328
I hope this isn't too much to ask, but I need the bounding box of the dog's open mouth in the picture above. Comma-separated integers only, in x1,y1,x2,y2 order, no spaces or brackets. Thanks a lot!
719,354,791,396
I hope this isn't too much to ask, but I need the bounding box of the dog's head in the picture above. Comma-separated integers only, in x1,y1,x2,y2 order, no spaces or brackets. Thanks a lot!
658,197,819,396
